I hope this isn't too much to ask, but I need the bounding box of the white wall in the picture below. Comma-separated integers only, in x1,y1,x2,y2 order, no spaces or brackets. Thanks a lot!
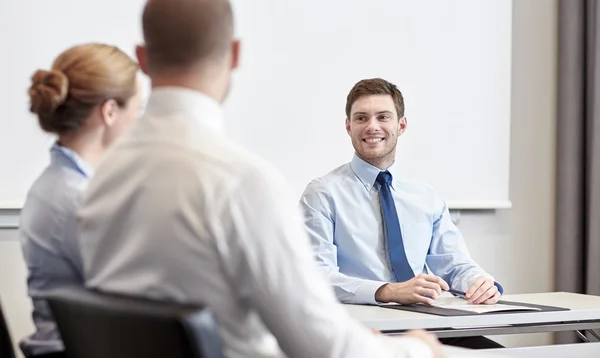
0,0,557,353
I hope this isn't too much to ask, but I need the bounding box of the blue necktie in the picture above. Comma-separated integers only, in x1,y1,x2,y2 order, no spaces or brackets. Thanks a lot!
376,171,415,282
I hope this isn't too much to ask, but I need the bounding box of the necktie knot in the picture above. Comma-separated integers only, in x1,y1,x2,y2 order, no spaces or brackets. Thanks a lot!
376,171,393,186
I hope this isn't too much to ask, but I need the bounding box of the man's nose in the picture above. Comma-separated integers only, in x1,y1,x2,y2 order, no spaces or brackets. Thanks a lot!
365,117,380,132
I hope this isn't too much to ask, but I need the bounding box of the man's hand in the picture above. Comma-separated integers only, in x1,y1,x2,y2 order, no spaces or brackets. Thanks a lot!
375,274,449,305
364,324,381,334
406,330,444,358
465,276,500,304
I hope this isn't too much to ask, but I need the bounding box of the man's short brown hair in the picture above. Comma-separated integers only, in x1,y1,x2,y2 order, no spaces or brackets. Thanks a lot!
142,0,234,73
345,78,405,119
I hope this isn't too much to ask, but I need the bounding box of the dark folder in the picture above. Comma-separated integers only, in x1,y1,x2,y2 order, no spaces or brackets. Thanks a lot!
381,300,569,317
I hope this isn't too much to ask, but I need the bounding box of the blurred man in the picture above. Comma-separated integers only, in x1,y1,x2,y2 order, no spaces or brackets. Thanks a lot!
77,1,443,357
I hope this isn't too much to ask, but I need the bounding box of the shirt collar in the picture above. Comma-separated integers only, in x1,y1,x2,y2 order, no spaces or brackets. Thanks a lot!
51,142,94,178
143,86,224,134
350,153,398,191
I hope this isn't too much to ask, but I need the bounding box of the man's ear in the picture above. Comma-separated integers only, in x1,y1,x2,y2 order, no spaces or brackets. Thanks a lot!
136,44,149,75
231,39,241,70
398,116,407,135
346,118,352,136
100,99,119,127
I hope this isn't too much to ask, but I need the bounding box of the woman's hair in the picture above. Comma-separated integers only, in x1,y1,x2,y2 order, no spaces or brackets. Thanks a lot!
28,43,138,135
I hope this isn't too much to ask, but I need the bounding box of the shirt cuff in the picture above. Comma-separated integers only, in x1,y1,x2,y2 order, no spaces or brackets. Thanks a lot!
355,280,389,305
381,336,434,358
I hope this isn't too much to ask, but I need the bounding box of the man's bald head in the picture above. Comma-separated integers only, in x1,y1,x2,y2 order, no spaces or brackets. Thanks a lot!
141,0,234,74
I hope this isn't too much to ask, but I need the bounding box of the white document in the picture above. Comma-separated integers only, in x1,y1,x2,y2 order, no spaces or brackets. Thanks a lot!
430,297,541,314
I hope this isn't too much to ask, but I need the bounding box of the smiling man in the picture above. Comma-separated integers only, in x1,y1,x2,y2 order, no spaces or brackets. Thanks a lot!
299,78,504,349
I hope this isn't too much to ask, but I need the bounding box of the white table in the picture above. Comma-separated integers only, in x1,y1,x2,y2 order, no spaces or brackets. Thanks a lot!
444,346,510,357
485,342,600,358
344,292,600,339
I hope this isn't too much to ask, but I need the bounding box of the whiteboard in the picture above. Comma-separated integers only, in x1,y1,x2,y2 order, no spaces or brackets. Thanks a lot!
0,0,512,209
0,0,147,209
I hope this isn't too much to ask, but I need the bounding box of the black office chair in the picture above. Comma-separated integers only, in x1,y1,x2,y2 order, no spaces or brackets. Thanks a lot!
0,297,16,358
47,286,224,358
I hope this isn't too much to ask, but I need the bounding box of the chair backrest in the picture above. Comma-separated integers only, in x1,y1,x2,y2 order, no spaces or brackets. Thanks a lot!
0,298,16,358
47,286,224,358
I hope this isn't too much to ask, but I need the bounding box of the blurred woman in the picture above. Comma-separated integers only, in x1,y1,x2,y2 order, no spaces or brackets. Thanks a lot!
18,43,143,358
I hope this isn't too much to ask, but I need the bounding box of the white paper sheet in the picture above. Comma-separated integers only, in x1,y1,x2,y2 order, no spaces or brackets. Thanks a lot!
430,297,541,314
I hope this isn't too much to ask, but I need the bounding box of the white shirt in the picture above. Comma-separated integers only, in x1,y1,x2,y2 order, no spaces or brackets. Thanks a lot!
77,87,433,358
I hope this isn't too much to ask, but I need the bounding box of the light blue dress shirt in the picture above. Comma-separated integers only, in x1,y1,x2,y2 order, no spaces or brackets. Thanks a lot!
19,143,93,356
300,154,502,305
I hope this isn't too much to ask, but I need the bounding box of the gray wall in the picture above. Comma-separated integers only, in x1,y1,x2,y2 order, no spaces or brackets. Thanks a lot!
456,0,558,347
0,0,558,354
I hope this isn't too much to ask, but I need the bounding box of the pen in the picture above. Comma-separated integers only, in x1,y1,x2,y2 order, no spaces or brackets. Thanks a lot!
447,288,467,299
